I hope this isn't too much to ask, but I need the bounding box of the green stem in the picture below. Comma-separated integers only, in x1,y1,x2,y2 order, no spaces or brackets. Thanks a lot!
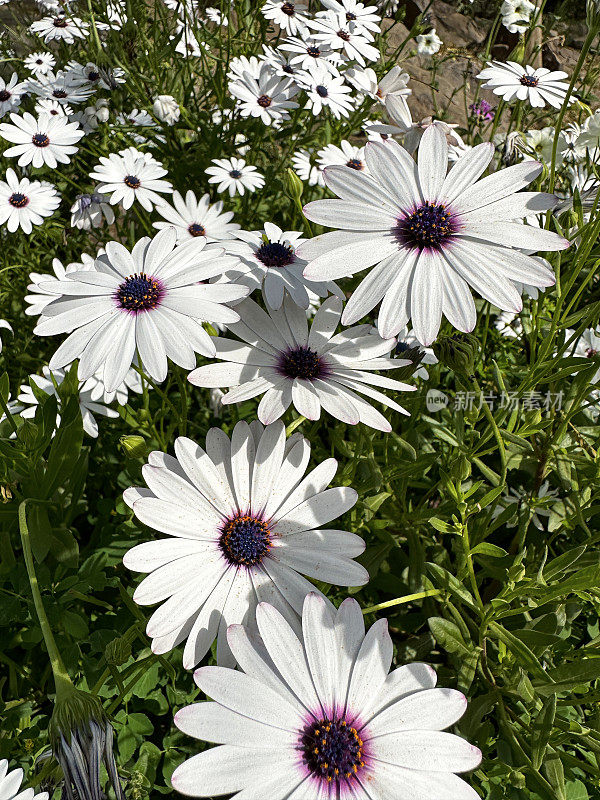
0,390,18,435
18,501,73,700
471,377,507,484
361,589,440,615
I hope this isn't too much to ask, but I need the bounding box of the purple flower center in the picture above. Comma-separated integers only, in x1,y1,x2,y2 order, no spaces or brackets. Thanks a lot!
256,240,295,268
307,45,321,57
9,193,29,208
0,89,11,102
229,169,242,179
258,94,272,108
124,174,141,189
87,70,100,81
346,158,364,170
316,84,328,97
53,89,68,98
281,2,295,15
337,29,351,41
520,74,539,87
32,133,50,147
302,717,365,784
278,346,326,381
395,201,458,251
53,16,68,26
346,11,357,20
188,222,206,237
117,273,163,312
220,514,272,566
586,348,598,358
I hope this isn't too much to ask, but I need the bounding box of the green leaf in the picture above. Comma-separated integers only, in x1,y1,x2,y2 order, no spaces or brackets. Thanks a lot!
531,696,556,770
428,617,471,657
535,658,600,695
543,749,566,800
40,397,84,499
426,563,476,607
565,780,589,800
471,542,508,558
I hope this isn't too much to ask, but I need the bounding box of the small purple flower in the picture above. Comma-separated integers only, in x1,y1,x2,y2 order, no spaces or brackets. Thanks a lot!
469,99,494,123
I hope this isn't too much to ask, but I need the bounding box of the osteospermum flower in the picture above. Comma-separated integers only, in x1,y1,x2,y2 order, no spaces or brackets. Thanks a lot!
262,0,310,35
24,51,56,75
308,10,380,66
0,73,27,118
206,157,265,197
345,64,410,102
416,29,442,55
25,254,95,318
123,420,367,667
296,66,355,119
30,14,89,43
0,758,48,800
171,593,481,799
70,192,115,229
34,228,248,391
299,126,569,345
224,221,341,308
188,295,415,431
317,139,367,171
0,112,84,168
154,190,240,242
476,61,572,109
26,70,96,106
89,148,173,211
320,0,382,34
229,63,299,126
0,168,60,233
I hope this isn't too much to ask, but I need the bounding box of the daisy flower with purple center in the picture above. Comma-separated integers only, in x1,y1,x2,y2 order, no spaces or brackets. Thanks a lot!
299,125,569,345
171,593,481,799
122,420,367,667
224,221,342,309
0,73,27,118
188,294,415,431
34,228,248,391
476,61,572,109
154,190,240,242
261,1,310,35
308,10,380,66
0,112,84,168
89,148,173,211
0,168,60,233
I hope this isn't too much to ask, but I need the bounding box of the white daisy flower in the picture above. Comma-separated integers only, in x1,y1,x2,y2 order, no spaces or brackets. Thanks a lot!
495,310,522,338
0,168,60,233
0,759,48,800
89,148,173,211
205,157,265,198
24,51,56,75
320,0,382,34
172,24,209,58
316,139,367,171
227,55,262,82
292,148,325,186
300,126,568,345
122,420,367,667
0,73,27,118
229,63,299,126
259,45,300,80
416,29,442,55
345,64,410,102
501,0,535,33
26,70,96,106
171,593,481,799
296,65,355,118
153,94,181,125
224,221,342,309
308,10,380,66
476,61,572,109
0,112,84,168
17,366,119,438
279,35,341,72
34,97,73,117
70,192,115,229
523,127,563,165
188,295,415,431
34,228,249,391
25,254,96,318
262,0,310,35
30,14,89,43
153,190,240,242
205,6,228,25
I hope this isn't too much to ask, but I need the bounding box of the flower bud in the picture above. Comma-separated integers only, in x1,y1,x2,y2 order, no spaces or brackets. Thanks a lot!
433,332,478,376
120,434,148,459
284,168,303,203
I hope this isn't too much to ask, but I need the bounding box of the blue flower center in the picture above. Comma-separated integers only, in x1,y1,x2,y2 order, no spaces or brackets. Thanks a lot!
346,158,364,170
32,133,50,147
220,514,272,567
279,346,325,381
307,46,321,57
0,90,11,101
395,201,458,251
316,85,328,97
9,193,29,208
124,174,141,189
188,222,206,237
302,717,365,784
53,89,68,98
229,169,242,179
520,74,539,87
117,273,163,312
256,240,295,268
